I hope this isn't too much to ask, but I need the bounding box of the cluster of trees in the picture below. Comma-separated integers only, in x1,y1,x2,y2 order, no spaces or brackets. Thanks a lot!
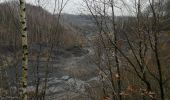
0,0,83,99
82,0,170,100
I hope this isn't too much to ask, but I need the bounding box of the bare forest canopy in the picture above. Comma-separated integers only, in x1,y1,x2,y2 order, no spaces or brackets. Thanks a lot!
0,0,170,100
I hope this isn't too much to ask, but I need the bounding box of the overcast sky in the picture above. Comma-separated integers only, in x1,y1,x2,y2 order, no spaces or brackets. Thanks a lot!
26,0,86,14
25,0,133,15
0,0,149,16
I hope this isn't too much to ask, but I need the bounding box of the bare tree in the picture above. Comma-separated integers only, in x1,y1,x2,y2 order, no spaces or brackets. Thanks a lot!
83,0,169,100
42,0,70,99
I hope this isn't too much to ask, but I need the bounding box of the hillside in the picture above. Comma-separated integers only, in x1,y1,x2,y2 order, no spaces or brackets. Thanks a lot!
61,14,97,35
0,2,85,49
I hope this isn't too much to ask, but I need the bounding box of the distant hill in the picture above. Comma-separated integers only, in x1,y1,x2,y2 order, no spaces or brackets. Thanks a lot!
61,14,98,35
0,2,86,49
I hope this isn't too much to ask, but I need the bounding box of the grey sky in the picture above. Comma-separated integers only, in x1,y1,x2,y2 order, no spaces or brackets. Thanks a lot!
26,0,130,15
0,0,149,15
26,0,84,14
25,0,143,16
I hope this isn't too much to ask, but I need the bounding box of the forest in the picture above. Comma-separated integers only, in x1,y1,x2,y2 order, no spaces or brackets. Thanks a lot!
0,0,170,100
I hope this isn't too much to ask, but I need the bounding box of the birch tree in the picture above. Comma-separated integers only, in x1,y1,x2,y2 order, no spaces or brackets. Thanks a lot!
19,0,28,99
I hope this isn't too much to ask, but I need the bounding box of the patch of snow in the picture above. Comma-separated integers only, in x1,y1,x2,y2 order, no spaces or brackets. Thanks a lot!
87,76,100,82
61,76,71,80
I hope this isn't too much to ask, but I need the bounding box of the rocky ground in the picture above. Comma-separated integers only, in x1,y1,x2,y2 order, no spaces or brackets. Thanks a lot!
0,44,99,100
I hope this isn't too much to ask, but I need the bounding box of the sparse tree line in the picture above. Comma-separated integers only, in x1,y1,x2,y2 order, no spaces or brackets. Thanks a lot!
81,0,170,100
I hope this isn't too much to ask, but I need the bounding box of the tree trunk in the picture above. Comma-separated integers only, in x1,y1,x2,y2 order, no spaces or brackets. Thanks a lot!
19,0,28,99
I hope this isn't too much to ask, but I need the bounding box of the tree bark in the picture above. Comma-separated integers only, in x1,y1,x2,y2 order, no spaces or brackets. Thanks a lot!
19,0,28,99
